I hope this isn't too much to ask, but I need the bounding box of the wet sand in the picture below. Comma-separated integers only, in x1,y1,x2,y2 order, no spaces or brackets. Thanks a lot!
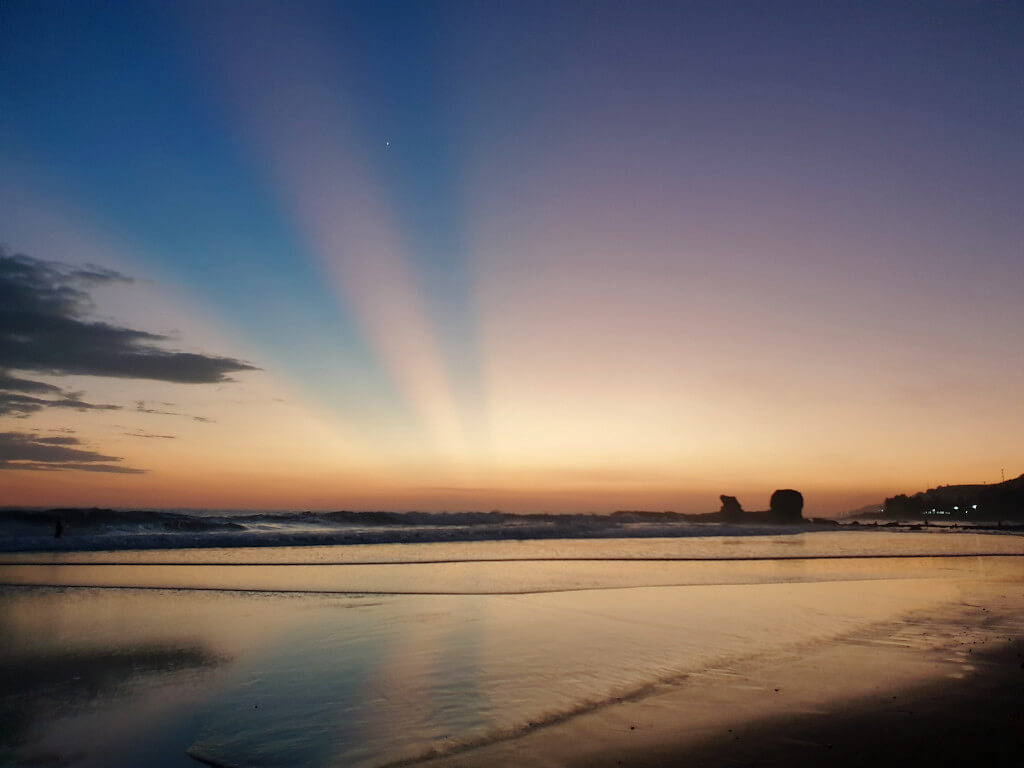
429,579,1024,767
1,536,1020,767
621,640,1024,767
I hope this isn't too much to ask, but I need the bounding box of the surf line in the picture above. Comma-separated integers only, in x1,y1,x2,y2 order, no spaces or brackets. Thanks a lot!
2,552,1022,566
0,570,1009,597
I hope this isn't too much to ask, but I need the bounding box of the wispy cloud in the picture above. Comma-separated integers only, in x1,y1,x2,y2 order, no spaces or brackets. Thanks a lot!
6,461,145,474
135,400,215,424
0,431,145,473
0,382,122,417
125,429,176,440
135,400,181,416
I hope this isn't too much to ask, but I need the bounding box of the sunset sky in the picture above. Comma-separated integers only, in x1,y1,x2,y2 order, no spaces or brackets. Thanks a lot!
1,1,1021,515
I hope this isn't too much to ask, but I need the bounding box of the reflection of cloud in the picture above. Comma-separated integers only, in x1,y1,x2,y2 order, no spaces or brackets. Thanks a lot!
0,643,223,757
0,431,144,473
0,250,257,383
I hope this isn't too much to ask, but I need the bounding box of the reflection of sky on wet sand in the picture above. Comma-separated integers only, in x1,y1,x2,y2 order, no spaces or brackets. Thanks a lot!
0,643,218,767
3,530,1023,565
0,555,1020,594
0,544,1021,767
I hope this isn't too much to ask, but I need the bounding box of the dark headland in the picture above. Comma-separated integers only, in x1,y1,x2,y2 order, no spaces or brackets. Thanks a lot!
854,472,1024,523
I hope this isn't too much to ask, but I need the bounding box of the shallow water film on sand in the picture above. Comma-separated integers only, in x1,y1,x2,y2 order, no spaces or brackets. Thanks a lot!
0,531,1021,767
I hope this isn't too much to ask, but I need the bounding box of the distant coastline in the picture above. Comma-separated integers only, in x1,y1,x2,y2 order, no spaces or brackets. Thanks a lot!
853,471,1024,522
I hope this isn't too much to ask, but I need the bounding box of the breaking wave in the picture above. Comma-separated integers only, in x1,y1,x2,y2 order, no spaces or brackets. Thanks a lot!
0,507,823,552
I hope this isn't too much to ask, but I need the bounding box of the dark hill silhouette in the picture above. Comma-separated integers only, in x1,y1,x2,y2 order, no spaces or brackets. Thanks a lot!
877,472,1024,521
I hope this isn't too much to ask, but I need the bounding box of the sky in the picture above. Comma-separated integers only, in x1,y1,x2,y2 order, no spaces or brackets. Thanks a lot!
1,0,1022,515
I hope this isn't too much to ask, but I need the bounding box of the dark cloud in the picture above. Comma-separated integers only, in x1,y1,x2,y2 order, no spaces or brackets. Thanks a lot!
0,431,145,473
0,251,257,383
5,461,146,474
0,371,62,394
0,371,108,416
0,388,122,417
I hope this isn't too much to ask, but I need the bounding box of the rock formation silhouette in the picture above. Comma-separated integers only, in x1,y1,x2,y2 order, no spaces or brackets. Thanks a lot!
769,489,804,523
718,495,744,521
708,490,805,523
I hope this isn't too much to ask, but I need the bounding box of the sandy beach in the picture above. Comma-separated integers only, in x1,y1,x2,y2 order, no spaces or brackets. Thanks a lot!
1,531,1020,767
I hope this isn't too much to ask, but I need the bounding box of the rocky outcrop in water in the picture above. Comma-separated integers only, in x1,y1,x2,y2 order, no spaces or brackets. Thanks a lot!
707,490,805,523
769,489,804,523
718,495,745,521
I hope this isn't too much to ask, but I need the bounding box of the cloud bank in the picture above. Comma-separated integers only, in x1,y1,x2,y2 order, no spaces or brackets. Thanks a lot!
0,249,257,475
0,250,257,383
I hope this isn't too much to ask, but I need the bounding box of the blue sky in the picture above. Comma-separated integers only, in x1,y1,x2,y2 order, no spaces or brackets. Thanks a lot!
2,1,1022,511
